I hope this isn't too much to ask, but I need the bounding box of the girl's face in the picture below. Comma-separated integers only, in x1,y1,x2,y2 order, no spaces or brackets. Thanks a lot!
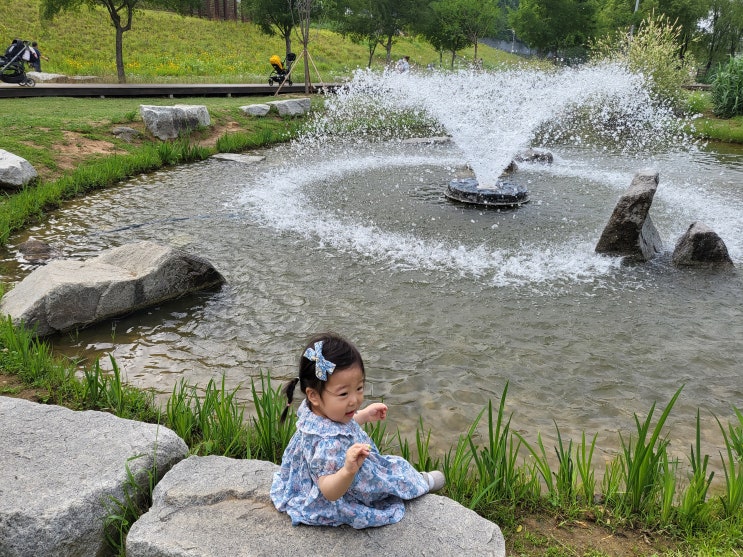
307,364,365,424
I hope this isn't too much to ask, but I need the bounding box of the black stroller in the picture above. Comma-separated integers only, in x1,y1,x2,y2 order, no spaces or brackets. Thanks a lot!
0,39,35,87
268,52,295,86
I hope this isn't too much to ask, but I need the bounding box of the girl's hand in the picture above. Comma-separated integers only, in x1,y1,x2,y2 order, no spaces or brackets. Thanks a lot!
355,402,388,425
344,442,372,473
318,443,372,501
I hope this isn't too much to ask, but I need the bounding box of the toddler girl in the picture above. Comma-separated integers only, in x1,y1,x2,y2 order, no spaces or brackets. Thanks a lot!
270,332,445,528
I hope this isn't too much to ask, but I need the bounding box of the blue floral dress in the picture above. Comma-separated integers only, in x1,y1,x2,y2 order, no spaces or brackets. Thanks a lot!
270,399,430,528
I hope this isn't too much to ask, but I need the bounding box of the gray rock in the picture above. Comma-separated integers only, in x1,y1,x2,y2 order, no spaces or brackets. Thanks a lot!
111,126,141,142
267,97,311,116
0,149,38,189
139,104,211,140
127,455,505,557
513,148,554,164
17,238,62,265
0,397,188,557
0,240,225,336
595,169,663,261
240,103,271,116
25,71,68,83
672,221,734,267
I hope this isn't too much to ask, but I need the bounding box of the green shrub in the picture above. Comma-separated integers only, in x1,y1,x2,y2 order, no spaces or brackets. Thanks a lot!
592,12,695,110
711,56,743,118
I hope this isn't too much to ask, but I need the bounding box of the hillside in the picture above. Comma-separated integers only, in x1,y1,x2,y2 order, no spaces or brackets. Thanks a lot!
0,0,519,83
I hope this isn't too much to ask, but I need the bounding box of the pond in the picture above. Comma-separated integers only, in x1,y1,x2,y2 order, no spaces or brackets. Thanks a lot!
2,65,742,468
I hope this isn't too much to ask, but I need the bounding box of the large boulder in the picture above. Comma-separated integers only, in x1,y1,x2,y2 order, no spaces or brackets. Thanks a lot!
127,456,506,557
0,397,188,557
595,169,663,261
139,104,211,140
267,97,311,116
239,103,271,116
0,149,38,189
672,221,734,267
0,240,225,336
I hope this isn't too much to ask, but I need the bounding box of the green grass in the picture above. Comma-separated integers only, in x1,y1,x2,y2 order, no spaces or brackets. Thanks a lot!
0,0,522,83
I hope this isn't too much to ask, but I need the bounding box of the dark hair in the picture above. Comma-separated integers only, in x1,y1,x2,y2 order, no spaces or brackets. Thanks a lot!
279,332,365,422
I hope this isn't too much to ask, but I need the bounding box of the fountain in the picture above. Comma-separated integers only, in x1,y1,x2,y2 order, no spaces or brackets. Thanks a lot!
2,64,742,463
445,177,530,208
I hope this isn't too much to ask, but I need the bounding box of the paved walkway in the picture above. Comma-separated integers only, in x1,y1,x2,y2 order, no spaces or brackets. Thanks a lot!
0,81,336,99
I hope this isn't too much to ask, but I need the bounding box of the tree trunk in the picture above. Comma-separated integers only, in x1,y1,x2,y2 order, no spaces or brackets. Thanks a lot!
115,25,126,83
367,39,376,68
285,34,292,59
385,35,393,65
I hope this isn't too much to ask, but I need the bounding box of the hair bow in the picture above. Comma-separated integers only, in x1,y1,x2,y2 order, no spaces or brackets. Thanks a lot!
304,341,336,381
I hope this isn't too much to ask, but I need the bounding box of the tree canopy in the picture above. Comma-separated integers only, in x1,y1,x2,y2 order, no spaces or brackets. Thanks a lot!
241,0,298,58
509,0,597,55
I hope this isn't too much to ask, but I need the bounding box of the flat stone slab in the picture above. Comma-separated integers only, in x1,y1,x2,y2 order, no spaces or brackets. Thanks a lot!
127,455,506,557
401,136,452,144
0,397,188,557
211,153,266,164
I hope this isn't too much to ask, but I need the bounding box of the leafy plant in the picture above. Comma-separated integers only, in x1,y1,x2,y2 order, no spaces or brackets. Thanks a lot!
591,12,695,109
395,417,439,472
470,383,523,503
575,431,598,505
716,408,743,518
103,452,158,556
248,372,295,462
615,386,682,517
711,56,743,118
677,410,714,530
517,422,578,507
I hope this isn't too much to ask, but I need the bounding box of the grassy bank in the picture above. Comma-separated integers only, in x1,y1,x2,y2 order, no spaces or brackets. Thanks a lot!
0,95,305,245
0,0,519,83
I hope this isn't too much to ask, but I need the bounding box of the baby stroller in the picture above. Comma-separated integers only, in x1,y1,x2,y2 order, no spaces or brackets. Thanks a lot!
268,52,295,86
0,39,35,87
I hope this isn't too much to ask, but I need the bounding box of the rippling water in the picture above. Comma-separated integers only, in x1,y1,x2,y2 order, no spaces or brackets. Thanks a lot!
2,67,742,468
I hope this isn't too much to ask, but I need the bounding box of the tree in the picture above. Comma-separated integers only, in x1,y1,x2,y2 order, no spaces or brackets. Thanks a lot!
41,0,200,83
295,0,312,92
638,0,711,58
698,0,743,72
457,0,500,61
331,0,424,66
242,0,298,58
418,0,476,68
332,0,386,67
509,0,598,55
